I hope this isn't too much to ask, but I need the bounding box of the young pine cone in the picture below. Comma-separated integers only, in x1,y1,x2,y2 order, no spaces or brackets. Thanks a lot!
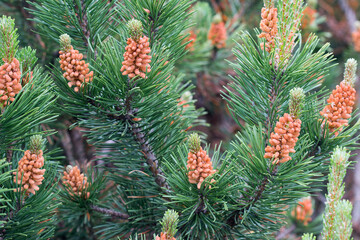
320,81,356,136
62,165,90,199
187,134,216,189
120,36,151,79
59,47,93,92
291,197,313,226
13,149,45,195
208,20,227,49
264,113,302,164
0,58,22,106
155,232,176,240
301,6,316,30
352,24,360,52
185,30,197,51
258,7,278,52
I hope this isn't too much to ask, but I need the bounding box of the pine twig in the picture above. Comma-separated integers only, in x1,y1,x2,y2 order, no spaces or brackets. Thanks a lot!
194,194,207,214
90,205,129,219
124,76,170,192
76,0,90,47
6,142,16,169
87,94,171,192
6,147,13,164
276,224,296,239
252,175,269,203
129,117,171,191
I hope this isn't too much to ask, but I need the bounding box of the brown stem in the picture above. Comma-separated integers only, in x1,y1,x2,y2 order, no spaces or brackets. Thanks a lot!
194,194,207,214
129,118,170,191
90,205,129,219
210,47,218,64
276,224,296,239
251,175,269,203
87,94,170,192
250,73,281,206
210,0,220,13
70,128,89,167
265,72,281,140
76,0,90,47
6,142,15,168
228,72,281,228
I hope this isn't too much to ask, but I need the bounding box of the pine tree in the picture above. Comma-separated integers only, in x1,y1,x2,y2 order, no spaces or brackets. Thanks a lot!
1,0,357,239
0,15,58,240
30,0,204,238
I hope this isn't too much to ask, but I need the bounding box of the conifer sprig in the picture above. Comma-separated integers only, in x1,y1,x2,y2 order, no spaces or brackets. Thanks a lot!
128,19,144,41
59,34,72,52
160,210,179,239
333,200,353,239
344,58,357,86
188,133,201,153
275,0,305,67
322,147,351,239
29,0,116,52
289,87,305,119
29,135,44,154
302,233,316,240
33,0,203,237
0,159,11,226
264,0,276,8
16,46,37,75
0,15,19,63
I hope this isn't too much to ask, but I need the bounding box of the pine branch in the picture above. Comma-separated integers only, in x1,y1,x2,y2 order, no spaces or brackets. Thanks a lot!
233,71,282,225
6,146,13,164
277,224,296,239
194,194,207,214
227,166,278,228
87,84,171,192
251,174,269,203
129,115,170,191
265,72,282,140
90,205,129,219
88,92,170,191
124,74,170,192
76,0,90,47
87,98,127,121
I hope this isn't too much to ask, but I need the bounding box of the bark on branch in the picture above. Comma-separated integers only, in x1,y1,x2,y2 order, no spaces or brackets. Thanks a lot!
90,205,129,219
